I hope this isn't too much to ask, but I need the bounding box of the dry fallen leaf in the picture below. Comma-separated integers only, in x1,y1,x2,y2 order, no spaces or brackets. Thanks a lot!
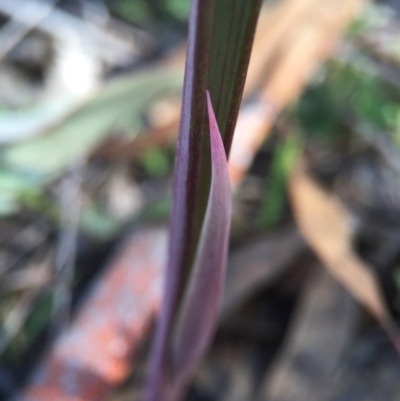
289,163,399,349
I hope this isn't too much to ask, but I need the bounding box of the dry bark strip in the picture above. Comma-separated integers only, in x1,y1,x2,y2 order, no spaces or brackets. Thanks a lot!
18,227,167,401
256,269,359,401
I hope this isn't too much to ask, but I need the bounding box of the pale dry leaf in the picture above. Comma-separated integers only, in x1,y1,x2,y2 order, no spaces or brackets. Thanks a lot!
289,164,394,333
231,0,366,187
259,0,366,109
245,0,325,96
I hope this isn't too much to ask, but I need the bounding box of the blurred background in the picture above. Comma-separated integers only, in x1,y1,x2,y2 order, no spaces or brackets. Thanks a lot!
1,0,400,400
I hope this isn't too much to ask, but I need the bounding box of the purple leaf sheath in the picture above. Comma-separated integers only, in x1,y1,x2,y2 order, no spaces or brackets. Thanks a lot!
170,91,232,398
144,91,232,401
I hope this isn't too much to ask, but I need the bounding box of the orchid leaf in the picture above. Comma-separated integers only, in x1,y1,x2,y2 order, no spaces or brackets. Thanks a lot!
145,0,261,399
156,0,262,357
164,0,262,319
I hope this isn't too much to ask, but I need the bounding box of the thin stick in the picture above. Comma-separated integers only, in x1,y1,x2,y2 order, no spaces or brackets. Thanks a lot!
52,160,82,333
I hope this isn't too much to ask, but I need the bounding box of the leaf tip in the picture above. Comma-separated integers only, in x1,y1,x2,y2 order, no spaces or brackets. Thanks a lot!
206,90,220,149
